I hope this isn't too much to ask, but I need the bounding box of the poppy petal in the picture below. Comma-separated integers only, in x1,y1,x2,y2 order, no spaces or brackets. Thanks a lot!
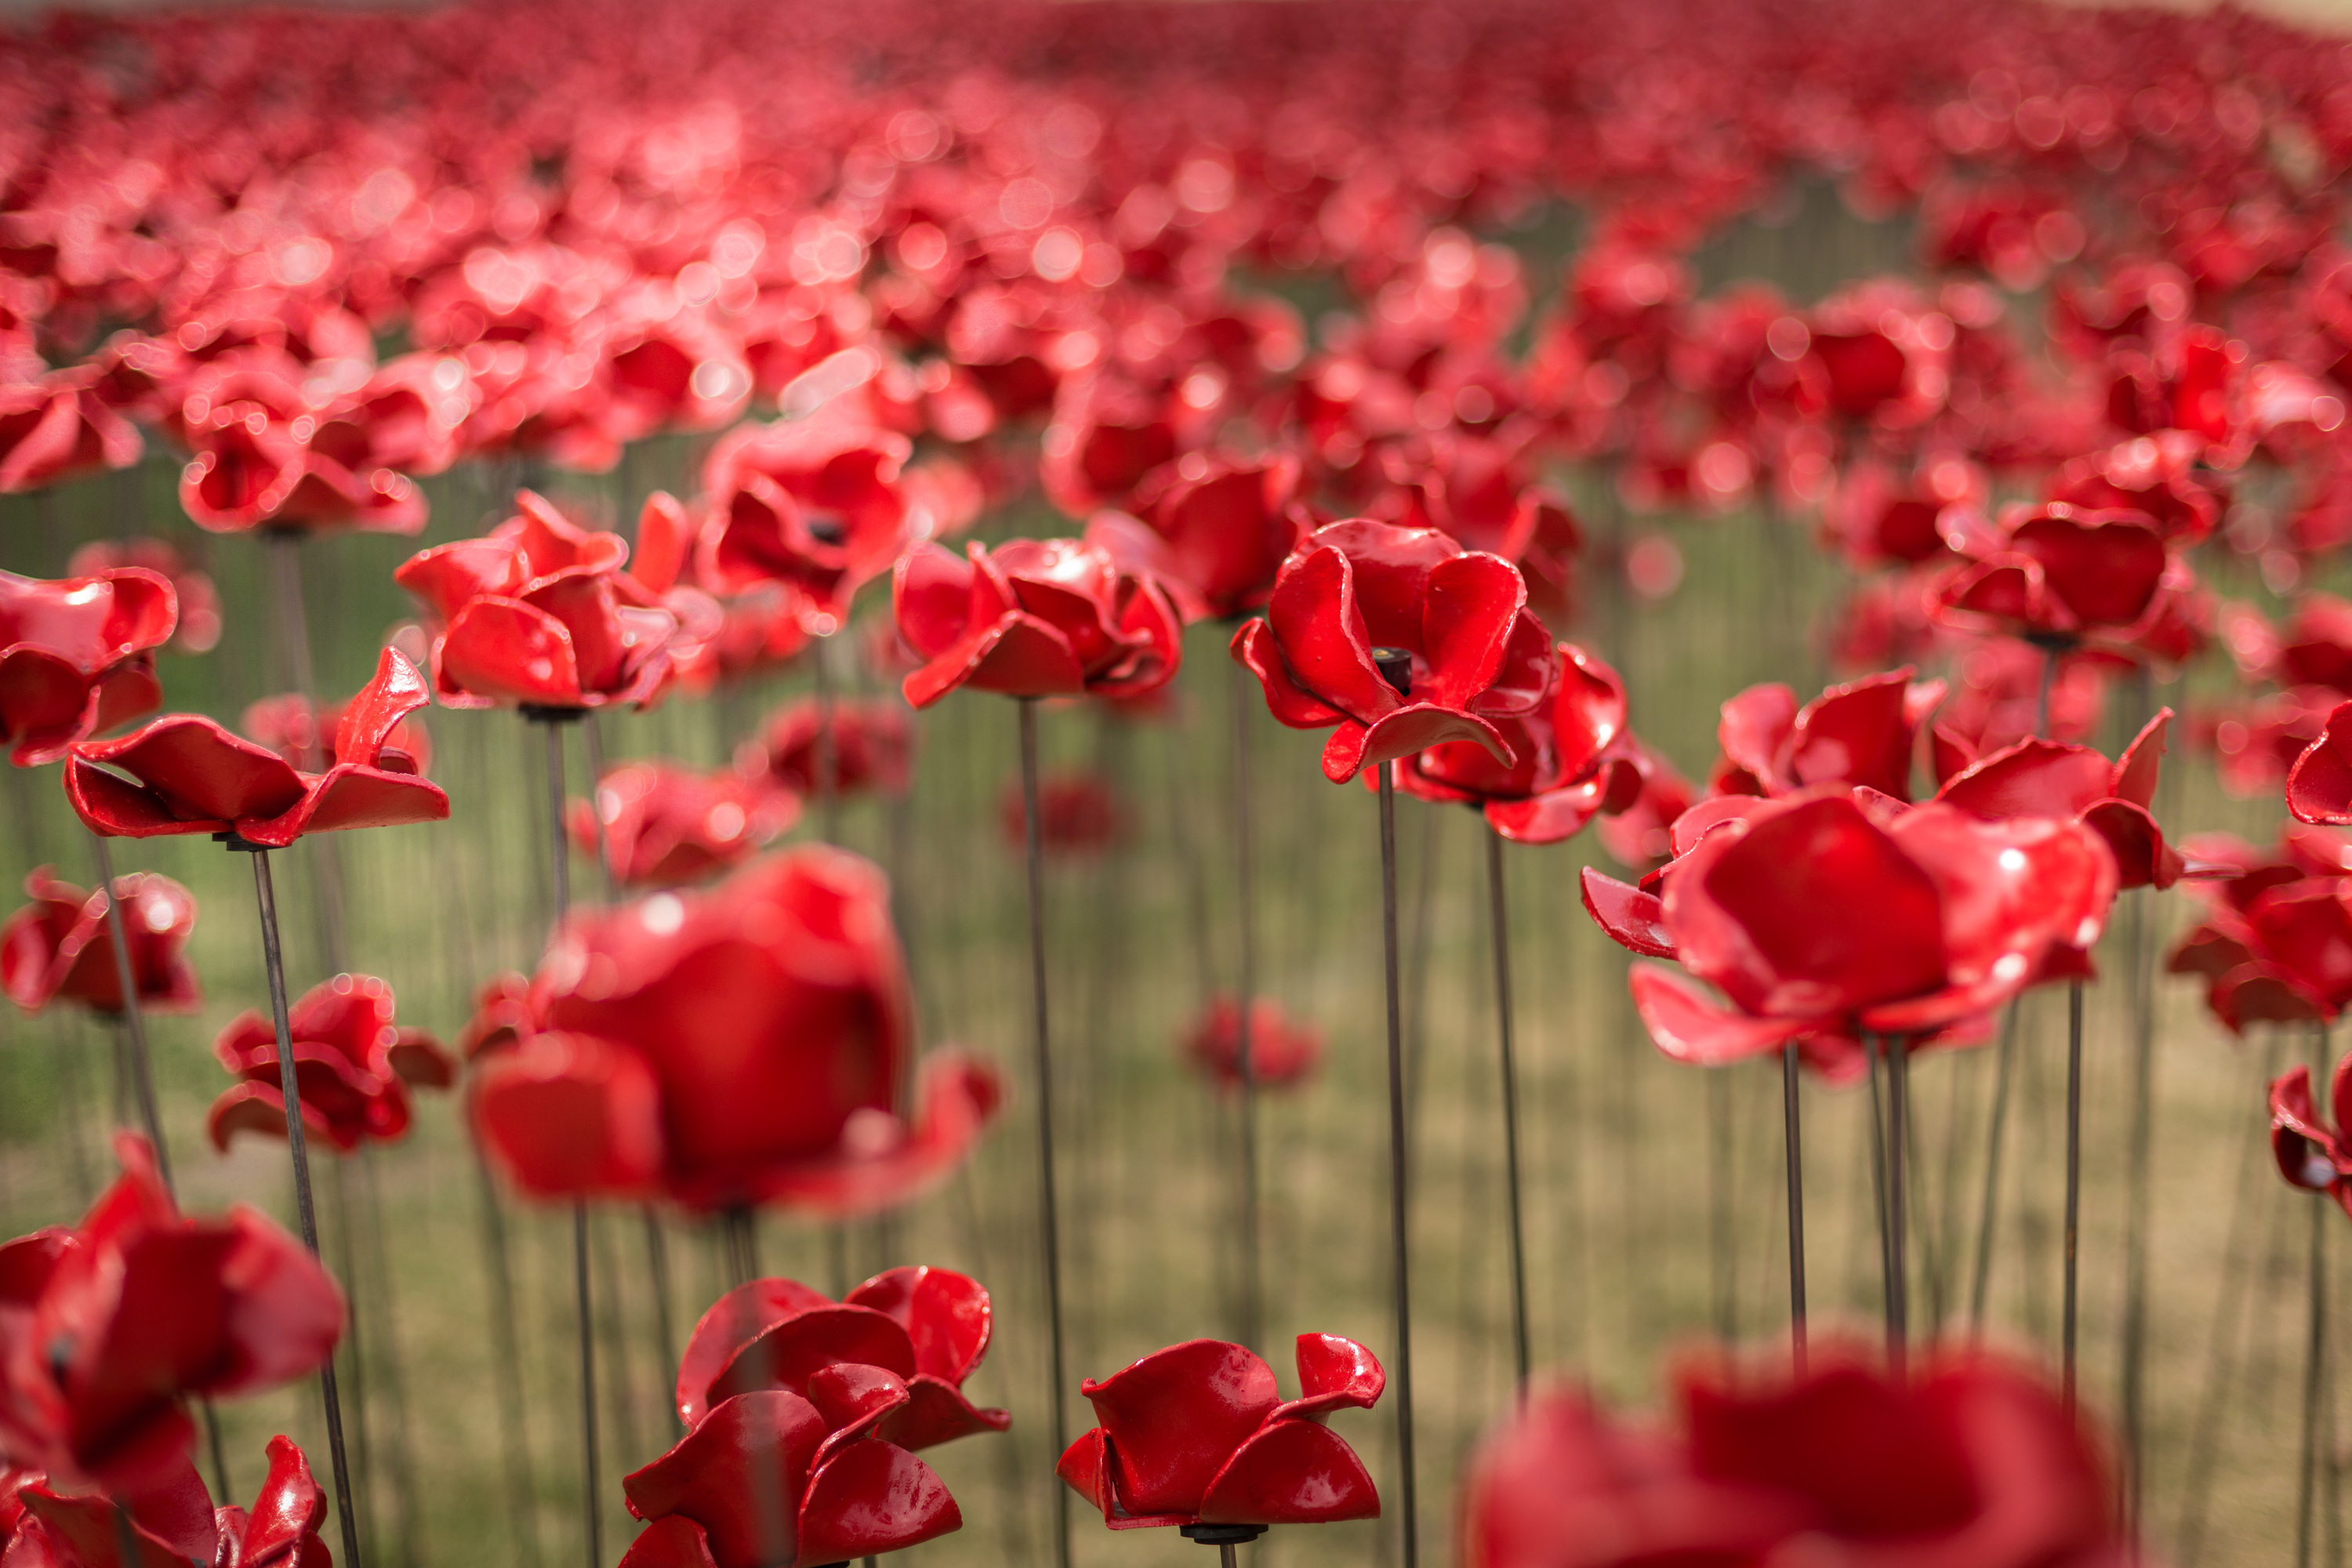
1580,869,1677,959
1078,1340,1276,1516
1629,966,1810,1067
677,1279,837,1430
796,1439,961,1563
1197,1419,1380,1525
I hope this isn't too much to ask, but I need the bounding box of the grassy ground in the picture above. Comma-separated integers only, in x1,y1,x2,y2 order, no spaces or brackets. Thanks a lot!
2,197,2343,1567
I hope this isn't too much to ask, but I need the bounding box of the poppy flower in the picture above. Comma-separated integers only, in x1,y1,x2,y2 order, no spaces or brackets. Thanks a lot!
996,771,1121,856
0,371,141,494
1,568,176,767
670,1269,1009,1448
1824,456,1983,568
2047,433,2222,546
65,542,220,657
1929,637,2109,765
1058,1334,1384,1530
209,1436,332,1568
568,760,797,889
0,1134,343,1490
1397,642,1642,842
1,867,198,1015
2169,871,2352,1033
696,408,913,634
1709,668,1943,803
1181,996,1323,1094
1230,520,1550,784
1592,739,1697,874
1931,710,2183,888
63,647,449,848
175,357,426,535
1801,280,1951,428
1583,789,2116,1082
2,1452,220,1568
241,688,432,779
208,973,455,1154
393,491,689,712
738,699,913,800
2287,699,2352,826
1932,502,2200,661
2273,1054,2352,1217
1460,1352,2121,1568
469,846,1002,1214
1085,453,1310,624
892,539,1182,710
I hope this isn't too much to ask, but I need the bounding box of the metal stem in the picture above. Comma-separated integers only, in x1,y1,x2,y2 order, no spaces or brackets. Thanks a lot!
1969,1003,2020,1338
247,847,365,1568
1887,1035,1910,1378
1782,1042,1806,1370
1482,826,1530,1389
814,635,840,844
1376,766,1418,1568
473,1153,541,1568
86,832,168,1185
2307,1168,2331,1568
2120,885,2156,1541
2064,978,2084,1414
1018,699,1070,1568
1231,654,1261,1356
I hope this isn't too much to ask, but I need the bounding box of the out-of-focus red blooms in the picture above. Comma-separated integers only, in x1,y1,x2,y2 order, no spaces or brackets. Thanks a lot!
1377,437,1584,627
997,771,1121,856
1711,668,1944,803
2287,699,2352,826
1801,280,1952,428
1040,377,1182,517
1922,183,2085,292
2272,1053,2352,1218
1,868,198,1016
1458,1352,2125,1568
209,973,454,1154
568,760,797,888
394,491,690,711
672,1269,1008,1446
1084,452,1311,624
0,568,175,767
470,847,1000,1214
1824,456,1983,567
1585,789,2116,1081
1930,636,2107,764
2047,433,2222,545
64,648,448,847
2103,323,2241,446
1232,521,1548,784
1593,739,1697,874
893,539,1181,709
697,408,913,634
241,684,432,778
0,1134,342,1490
1399,643,1642,843
2230,593,2352,695
0,372,140,494
1933,710,2183,889
739,699,913,800
2,1453,220,1568
1933,502,2202,662
176,358,427,535
65,542,219,657
1060,1334,1383,1531
1181,996,1323,1094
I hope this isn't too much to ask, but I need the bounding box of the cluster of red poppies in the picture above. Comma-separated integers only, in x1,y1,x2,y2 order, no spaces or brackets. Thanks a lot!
9,0,2352,1559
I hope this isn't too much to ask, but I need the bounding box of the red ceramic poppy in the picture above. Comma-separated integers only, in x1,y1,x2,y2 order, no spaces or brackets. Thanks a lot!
2288,699,2352,826
738,699,913,800
1,868,198,1015
1231,520,1550,783
2274,1054,2352,1218
570,760,797,889
1058,1334,1384,1530
2,1454,220,1568
470,847,1001,1214
1929,637,2109,767
175,357,426,535
0,371,141,494
1824,456,1983,568
1083,453,1310,623
1932,502,2200,660
996,771,1121,856
1932,710,2183,888
1180,996,1323,1094
64,647,449,847
1460,1352,2120,1568
0,568,176,767
2047,432,2222,545
2169,871,2352,1032
65,542,220,657
672,1268,1009,1447
1398,642,1642,843
209,1436,332,1568
241,685,431,778
1710,668,1943,803
1802,279,1951,429
893,539,1182,709
697,408,913,634
209,973,454,1154
1584,789,2117,1081
393,491,689,711
1592,739,1697,874
0,1134,342,1490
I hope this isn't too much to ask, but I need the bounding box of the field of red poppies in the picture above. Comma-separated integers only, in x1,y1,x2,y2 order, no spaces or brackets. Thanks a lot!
7,1,2352,1564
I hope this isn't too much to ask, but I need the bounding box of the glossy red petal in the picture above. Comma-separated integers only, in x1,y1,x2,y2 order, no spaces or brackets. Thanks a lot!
633,493,694,598
1231,619,1343,729
1197,1419,1380,1525
844,1267,990,1385
74,719,307,824
471,1031,666,1200
739,1051,1001,1219
1787,670,1918,799
332,648,431,767
2112,709,2174,808
1079,1341,1276,1516
903,611,1083,707
2289,702,2352,826
1933,739,2113,822
2273,1065,2344,1192
795,1439,960,1565
1352,704,1509,778
705,1306,918,1409
873,1375,1012,1453
677,1279,837,1430
624,1391,826,1568
1272,1334,1385,1422
205,1083,335,1154
394,537,528,623
234,1436,322,1568
1418,553,1527,711
437,597,585,708
616,1515,722,1568
2080,800,2181,891
63,757,220,839
237,765,450,847
1717,684,1798,794
1057,1428,1118,1523
890,543,975,662
1268,546,1390,726
0,648,103,767
804,1364,912,1474
1486,775,1608,845
1581,869,1677,959
1628,966,1810,1068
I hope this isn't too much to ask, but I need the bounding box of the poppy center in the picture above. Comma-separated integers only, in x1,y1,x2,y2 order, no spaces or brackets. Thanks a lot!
1370,646,1413,697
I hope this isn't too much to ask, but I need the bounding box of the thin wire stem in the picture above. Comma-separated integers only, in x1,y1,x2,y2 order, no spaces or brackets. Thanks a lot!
1783,1042,1807,1370
1887,1035,1911,1379
1018,699,1070,1568
2064,977,2084,1414
1969,1003,2020,1338
1376,765,1418,1568
2304,1026,2334,1568
1231,654,1261,1356
247,847,364,1568
1483,825,1530,1390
